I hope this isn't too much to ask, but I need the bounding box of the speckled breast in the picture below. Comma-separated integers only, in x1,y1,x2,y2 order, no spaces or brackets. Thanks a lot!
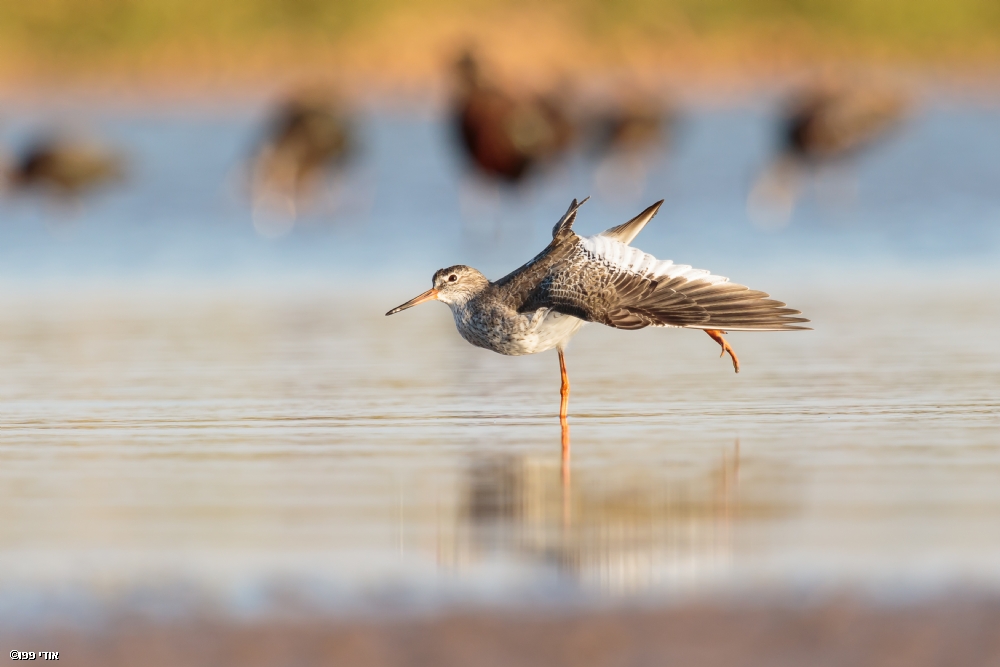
453,305,584,356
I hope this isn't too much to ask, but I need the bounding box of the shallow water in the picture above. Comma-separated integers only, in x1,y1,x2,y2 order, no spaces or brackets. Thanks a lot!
0,99,998,618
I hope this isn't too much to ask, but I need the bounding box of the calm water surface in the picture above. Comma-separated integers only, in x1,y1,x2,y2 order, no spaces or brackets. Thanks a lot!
0,98,998,617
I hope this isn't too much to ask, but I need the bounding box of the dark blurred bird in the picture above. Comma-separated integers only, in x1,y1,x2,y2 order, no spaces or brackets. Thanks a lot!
587,93,670,157
749,84,907,227
452,51,574,183
249,88,354,223
4,134,125,198
586,91,673,202
782,86,905,162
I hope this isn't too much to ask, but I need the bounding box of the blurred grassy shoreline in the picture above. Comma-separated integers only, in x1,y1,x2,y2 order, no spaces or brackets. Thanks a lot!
1,1,1000,97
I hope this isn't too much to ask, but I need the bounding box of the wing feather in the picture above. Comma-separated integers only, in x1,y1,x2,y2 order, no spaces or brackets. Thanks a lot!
600,200,664,245
527,235,810,331
498,203,809,332
551,197,590,238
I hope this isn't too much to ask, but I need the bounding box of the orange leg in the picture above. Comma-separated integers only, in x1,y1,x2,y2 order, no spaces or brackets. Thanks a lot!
558,348,570,419
558,348,571,471
705,329,740,373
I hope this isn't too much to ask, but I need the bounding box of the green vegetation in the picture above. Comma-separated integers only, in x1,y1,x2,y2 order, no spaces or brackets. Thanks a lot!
579,0,1000,46
1,0,999,70
0,0,382,55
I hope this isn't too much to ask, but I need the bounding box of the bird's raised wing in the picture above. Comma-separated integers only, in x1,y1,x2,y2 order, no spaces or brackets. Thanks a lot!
518,234,809,331
599,199,662,245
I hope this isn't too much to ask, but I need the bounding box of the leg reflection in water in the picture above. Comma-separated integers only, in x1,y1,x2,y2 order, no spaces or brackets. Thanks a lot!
558,348,572,527
561,414,571,530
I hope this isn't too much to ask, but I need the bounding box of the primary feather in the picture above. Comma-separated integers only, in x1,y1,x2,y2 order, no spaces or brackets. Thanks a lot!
498,203,809,333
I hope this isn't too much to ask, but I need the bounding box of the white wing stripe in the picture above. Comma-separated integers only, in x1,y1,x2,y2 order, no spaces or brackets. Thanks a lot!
582,235,731,286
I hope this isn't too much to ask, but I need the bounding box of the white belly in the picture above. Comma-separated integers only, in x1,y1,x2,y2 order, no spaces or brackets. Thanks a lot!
514,309,585,355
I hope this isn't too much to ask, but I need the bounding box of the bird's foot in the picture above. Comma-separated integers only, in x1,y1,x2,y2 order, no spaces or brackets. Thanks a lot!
705,329,740,373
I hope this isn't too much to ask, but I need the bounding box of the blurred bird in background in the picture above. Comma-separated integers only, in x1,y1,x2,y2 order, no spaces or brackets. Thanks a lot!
2,131,126,203
452,50,574,184
249,87,354,237
585,88,673,203
748,83,907,229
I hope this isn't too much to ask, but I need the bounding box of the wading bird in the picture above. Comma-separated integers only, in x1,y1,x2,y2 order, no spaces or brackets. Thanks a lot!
585,91,673,203
749,85,906,227
4,134,125,199
587,93,670,157
249,88,353,227
452,51,573,183
386,198,809,427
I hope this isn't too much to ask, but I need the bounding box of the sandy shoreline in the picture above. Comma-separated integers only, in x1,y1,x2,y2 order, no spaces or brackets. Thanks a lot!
5,595,1000,666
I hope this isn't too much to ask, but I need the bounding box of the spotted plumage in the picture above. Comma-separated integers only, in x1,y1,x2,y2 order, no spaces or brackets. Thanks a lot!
387,198,810,418
491,199,808,339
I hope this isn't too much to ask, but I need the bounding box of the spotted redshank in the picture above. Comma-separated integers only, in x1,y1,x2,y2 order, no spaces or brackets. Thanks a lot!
386,198,810,431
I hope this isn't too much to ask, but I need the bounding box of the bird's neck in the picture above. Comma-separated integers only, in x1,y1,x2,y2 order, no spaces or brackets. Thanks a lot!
446,283,498,319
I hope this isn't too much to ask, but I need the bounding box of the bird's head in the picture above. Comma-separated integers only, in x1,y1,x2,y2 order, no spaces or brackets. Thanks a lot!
386,265,489,315
454,50,483,90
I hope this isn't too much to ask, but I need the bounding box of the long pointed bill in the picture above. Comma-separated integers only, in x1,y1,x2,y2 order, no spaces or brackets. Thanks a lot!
385,288,439,316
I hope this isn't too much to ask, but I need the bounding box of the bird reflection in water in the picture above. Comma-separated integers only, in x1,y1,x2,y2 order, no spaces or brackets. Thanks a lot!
454,438,788,592
748,82,907,229
248,87,356,237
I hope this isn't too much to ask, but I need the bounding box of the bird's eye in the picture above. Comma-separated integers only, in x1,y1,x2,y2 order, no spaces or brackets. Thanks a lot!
448,274,457,282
